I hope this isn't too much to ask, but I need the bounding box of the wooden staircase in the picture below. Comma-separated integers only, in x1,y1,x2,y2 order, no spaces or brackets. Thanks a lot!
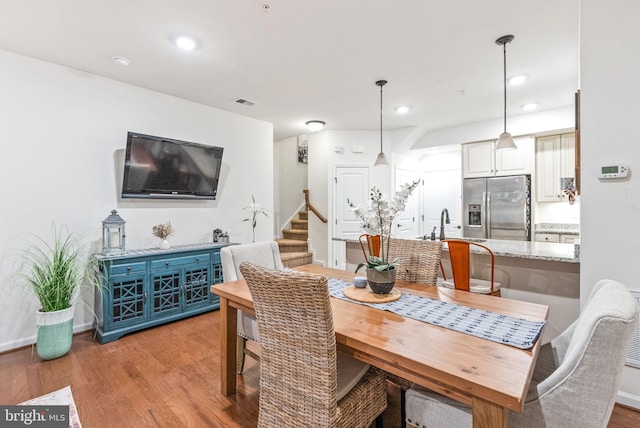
277,210,313,268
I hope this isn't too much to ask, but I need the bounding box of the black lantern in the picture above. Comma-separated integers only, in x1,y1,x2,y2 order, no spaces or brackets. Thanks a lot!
102,210,126,255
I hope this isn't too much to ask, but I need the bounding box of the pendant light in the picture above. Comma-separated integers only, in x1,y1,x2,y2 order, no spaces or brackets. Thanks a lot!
495,35,517,150
374,79,389,166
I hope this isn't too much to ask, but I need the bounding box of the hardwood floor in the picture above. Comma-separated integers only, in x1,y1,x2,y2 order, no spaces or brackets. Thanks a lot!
0,311,638,427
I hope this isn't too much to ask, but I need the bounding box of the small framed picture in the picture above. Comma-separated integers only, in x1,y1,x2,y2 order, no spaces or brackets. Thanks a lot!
297,136,308,164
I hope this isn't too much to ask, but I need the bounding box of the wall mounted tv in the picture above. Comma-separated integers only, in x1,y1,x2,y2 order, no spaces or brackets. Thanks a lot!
121,132,224,200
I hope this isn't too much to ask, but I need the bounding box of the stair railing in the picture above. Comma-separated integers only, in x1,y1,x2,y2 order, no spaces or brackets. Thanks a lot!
303,189,328,223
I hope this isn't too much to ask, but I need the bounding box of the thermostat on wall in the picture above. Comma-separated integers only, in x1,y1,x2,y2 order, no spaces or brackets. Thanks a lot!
598,163,629,179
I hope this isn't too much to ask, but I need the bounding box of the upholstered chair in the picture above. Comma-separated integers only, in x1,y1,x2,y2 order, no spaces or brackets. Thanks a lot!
405,278,639,428
220,241,284,373
239,262,387,428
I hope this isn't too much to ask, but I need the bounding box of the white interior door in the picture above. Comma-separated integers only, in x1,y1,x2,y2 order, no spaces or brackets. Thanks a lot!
394,167,419,239
334,166,369,239
422,169,462,239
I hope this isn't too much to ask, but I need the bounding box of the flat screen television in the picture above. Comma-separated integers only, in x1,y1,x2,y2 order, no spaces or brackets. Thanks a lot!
121,132,224,200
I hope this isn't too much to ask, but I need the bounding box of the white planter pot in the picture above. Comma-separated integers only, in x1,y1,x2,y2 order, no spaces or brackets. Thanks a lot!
36,306,74,360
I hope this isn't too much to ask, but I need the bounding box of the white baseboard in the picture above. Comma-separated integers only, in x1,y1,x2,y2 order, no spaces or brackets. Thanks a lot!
617,391,640,410
0,322,93,354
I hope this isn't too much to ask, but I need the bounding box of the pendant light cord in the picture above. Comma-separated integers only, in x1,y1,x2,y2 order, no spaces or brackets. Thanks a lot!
503,41,507,133
380,82,383,152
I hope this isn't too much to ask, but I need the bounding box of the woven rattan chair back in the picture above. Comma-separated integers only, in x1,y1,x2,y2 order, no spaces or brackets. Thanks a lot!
387,238,443,285
239,262,386,427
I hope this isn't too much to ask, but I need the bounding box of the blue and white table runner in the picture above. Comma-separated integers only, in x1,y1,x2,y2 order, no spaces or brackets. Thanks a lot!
327,278,545,349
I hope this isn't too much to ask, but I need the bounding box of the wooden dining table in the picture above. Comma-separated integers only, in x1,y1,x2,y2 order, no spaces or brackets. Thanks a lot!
210,264,549,428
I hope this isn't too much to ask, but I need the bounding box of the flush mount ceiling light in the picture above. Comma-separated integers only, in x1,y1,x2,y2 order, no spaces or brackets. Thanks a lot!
305,120,325,132
495,35,518,150
374,79,389,166
508,74,528,85
522,103,538,111
174,35,197,51
395,105,411,114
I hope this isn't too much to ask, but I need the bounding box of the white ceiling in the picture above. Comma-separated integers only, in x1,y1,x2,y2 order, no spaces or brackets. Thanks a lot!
0,0,579,142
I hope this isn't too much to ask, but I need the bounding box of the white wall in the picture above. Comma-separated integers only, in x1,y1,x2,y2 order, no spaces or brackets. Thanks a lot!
581,0,640,408
0,50,274,351
274,136,308,236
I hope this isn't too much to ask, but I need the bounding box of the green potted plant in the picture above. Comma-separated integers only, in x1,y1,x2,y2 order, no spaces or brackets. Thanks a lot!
20,225,100,360
347,180,420,293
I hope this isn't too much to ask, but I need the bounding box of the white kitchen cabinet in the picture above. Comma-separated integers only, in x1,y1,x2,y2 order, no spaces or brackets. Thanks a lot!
536,133,576,202
535,233,560,243
462,137,533,178
560,234,579,244
535,232,579,243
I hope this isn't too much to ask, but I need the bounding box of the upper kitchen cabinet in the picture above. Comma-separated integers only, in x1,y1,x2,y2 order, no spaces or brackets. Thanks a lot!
462,137,534,178
536,133,576,202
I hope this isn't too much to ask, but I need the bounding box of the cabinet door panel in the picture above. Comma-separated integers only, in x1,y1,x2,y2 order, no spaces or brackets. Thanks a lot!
463,141,494,177
536,136,562,201
109,275,146,327
151,271,181,317
183,266,211,309
496,137,533,176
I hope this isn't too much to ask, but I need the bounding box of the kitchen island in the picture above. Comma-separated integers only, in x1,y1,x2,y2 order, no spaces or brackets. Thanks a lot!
332,237,579,343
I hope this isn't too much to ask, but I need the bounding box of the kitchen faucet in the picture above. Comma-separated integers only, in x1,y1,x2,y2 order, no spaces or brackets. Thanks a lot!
440,208,450,241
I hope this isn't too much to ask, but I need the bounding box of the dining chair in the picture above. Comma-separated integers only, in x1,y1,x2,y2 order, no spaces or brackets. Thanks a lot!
220,241,284,374
359,233,381,261
404,278,639,428
239,261,387,428
440,239,502,296
386,238,443,285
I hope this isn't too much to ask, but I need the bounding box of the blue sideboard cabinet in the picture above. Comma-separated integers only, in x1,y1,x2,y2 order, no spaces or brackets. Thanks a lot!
94,242,232,343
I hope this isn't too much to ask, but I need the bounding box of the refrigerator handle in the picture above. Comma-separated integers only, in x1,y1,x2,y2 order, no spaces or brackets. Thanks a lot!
484,191,491,239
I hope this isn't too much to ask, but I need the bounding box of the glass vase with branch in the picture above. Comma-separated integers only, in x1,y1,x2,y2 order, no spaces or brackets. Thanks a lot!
243,195,268,243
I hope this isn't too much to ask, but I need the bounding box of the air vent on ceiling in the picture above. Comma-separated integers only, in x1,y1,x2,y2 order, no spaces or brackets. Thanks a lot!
235,98,256,106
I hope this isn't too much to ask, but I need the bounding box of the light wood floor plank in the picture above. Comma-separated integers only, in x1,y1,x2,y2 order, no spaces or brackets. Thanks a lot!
0,310,637,427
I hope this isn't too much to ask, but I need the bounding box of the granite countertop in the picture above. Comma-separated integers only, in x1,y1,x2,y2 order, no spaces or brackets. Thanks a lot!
458,238,579,263
334,237,579,264
535,223,580,235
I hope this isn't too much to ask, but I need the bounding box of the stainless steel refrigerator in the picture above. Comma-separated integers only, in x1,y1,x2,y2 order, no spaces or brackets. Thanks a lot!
463,175,531,241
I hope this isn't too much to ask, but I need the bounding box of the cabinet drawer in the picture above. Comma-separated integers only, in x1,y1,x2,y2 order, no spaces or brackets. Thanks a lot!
560,234,578,244
535,233,560,243
109,261,147,276
150,253,210,270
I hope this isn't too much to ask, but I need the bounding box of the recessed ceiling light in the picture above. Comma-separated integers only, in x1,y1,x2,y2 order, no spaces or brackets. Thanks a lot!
395,106,411,114
174,35,197,51
112,56,130,66
522,103,538,111
508,74,528,85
